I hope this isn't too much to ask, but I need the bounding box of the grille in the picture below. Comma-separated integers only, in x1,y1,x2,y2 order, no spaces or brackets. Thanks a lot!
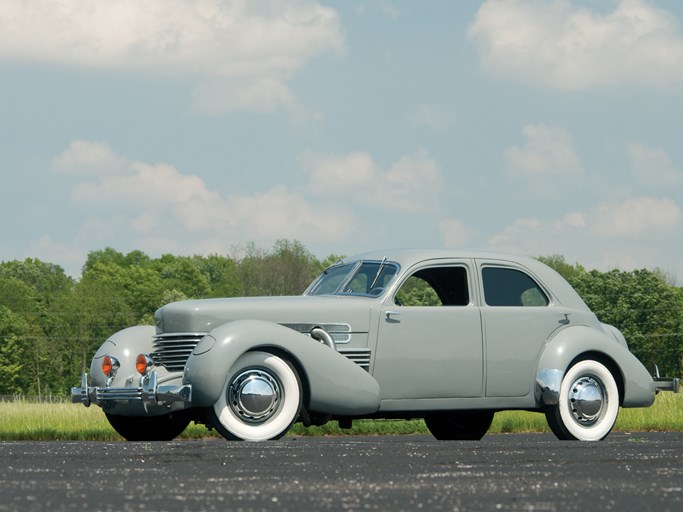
152,333,205,372
337,348,372,371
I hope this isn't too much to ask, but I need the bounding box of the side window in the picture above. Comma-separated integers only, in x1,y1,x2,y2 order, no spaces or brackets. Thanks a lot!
394,266,469,306
482,267,549,307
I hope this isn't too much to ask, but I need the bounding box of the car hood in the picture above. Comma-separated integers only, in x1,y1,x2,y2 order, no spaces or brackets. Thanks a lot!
155,295,374,336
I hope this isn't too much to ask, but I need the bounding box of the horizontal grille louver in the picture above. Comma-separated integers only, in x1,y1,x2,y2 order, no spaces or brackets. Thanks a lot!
338,348,372,371
152,333,205,372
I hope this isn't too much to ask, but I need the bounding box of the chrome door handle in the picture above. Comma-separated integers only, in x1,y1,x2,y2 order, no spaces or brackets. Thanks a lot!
385,310,401,320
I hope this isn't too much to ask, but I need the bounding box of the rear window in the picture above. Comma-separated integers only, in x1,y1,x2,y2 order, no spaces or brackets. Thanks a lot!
482,267,549,307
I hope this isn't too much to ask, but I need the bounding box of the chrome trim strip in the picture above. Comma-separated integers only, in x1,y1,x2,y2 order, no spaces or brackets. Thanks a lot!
281,323,352,344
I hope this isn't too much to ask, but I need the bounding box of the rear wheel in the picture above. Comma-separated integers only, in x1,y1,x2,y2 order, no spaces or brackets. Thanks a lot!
105,411,191,441
425,411,494,440
208,351,302,441
545,359,619,441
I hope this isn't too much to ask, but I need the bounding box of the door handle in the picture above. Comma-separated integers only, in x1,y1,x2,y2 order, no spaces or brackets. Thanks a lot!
385,310,402,320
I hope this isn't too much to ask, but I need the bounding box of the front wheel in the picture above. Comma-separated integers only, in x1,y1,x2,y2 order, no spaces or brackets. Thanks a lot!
105,411,191,441
208,351,302,441
545,359,620,441
425,411,494,440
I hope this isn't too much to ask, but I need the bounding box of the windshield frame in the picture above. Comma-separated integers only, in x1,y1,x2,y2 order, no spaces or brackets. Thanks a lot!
304,259,400,297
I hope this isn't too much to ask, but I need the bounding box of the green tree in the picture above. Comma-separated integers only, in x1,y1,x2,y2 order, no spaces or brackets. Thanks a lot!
191,254,242,298
0,259,74,396
153,254,211,299
572,269,683,378
536,254,586,283
80,261,164,320
0,306,33,394
233,240,319,296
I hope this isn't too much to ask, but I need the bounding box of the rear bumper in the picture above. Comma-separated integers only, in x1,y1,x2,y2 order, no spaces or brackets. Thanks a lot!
71,371,192,407
654,377,680,394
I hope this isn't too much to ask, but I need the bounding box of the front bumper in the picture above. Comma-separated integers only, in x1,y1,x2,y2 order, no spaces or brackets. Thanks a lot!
71,371,192,407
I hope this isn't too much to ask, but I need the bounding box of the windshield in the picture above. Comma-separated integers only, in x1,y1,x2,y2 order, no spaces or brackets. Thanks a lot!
305,260,399,297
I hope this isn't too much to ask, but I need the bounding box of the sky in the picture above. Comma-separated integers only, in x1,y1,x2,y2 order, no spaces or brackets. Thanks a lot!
1,0,682,281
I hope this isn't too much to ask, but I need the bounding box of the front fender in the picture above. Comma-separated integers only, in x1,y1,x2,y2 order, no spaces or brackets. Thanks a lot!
89,325,157,388
535,325,655,408
184,320,381,416
85,325,187,416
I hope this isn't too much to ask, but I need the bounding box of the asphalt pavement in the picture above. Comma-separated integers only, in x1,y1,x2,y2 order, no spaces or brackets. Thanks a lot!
1,432,681,511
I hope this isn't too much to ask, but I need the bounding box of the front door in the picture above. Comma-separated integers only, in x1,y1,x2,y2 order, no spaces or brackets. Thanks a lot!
372,262,484,400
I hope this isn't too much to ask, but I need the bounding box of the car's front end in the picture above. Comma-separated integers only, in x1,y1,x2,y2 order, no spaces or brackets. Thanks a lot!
71,291,385,438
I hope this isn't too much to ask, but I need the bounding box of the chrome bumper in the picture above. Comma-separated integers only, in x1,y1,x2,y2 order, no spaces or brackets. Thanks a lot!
71,371,192,407
654,377,680,394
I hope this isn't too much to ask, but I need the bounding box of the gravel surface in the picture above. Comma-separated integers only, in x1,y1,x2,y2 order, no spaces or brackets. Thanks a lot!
1,432,682,511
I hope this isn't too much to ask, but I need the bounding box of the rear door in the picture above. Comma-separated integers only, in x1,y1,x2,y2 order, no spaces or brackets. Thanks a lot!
477,261,571,397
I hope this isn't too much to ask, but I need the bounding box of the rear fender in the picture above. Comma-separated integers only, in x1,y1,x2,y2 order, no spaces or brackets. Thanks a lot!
536,325,655,408
184,320,381,415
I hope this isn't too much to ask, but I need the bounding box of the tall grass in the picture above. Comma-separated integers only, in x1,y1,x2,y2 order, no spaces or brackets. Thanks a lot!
1,393,681,441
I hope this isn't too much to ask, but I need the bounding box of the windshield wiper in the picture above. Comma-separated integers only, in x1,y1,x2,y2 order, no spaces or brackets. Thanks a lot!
369,256,387,290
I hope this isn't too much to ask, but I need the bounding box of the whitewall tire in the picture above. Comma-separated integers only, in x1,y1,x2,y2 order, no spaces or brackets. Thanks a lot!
209,351,302,441
546,359,620,441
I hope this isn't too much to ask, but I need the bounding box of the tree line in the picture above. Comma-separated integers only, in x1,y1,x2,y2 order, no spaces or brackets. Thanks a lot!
0,242,681,396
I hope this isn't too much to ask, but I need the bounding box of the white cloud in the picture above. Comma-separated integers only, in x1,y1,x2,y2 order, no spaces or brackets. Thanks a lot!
71,161,218,208
0,0,343,74
591,197,682,237
439,219,474,247
191,77,295,115
628,143,683,187
53,140,128,175
488,218,544,252
303,151,377,189
412,104,455,131
226,186,353,240
28,235,86,276
563,211,587,229
491,197,681,249
468,0,683,90
301,148,442,212
55,140,355,263
488,196,683,278
505,123,582,178
0,1,344,117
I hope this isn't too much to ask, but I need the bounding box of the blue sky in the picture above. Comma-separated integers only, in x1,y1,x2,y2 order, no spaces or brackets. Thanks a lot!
1,0,682,281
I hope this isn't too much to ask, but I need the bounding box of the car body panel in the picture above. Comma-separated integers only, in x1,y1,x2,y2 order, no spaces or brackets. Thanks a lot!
536,325,656,408
156,295,373,338
185,319,381,415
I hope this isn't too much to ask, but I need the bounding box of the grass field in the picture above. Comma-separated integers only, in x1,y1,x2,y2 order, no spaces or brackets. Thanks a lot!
1,392,681,441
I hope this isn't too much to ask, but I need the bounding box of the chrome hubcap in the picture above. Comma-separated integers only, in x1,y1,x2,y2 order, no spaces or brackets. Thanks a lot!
568,376,606,426
228,369,281,424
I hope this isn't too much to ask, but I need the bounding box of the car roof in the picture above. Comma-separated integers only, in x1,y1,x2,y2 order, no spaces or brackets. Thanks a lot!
343,248,539,268
341,248,591,311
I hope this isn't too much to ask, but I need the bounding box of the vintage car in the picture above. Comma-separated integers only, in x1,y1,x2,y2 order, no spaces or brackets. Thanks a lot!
72,249,679,442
